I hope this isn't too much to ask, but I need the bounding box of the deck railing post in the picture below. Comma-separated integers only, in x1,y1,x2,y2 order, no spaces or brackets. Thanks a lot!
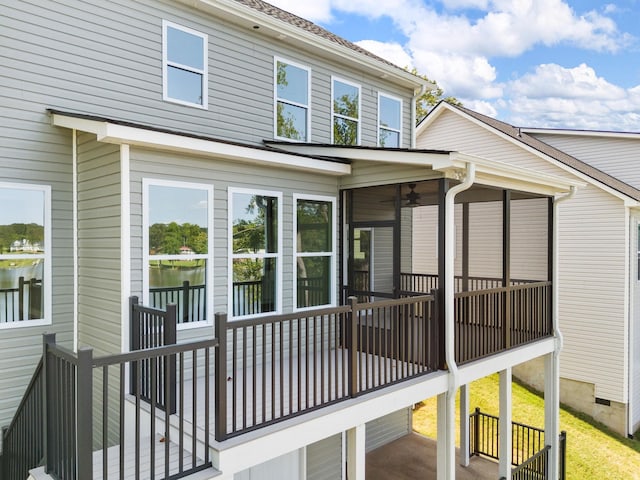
165,304,177,415
42,333,55,475
347,296,359,398
559,430,567,480
130,296,140,395
215,312,228,441
473,407,480,457
182,280,190,323
18,276,25,320
76,347,93,479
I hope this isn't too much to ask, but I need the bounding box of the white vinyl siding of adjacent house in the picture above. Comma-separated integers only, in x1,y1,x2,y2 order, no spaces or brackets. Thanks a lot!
631,216,640,432
417,109,629,403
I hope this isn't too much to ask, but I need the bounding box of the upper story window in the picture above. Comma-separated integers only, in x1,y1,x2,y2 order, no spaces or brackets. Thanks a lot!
378,93,402,148
332,77,360,145
162,20,208,108
0,183,50,328
143,179,213,326
275,58,310,141
294,195,336,310
230,188,282,318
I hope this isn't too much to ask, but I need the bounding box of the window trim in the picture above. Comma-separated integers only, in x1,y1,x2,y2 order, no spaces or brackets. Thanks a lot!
228,187,283,319
162,20,208,109
274,56,312,142
377,92,403,148
293,193,337,312
0,182,51,329
331,76,361,146
142,178,214,329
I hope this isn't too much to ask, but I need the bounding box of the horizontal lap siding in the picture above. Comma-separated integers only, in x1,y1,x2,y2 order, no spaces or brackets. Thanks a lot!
306,434,343,480
632,217,640,430
365,408,411,452
418,110,629,402
0,100,73,427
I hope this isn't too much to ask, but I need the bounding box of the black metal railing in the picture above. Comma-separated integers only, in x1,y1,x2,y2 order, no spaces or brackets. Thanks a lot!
472,408,566,480
0,276,43,323
149,281,206,323
399,272,535,295
454,282,552,364
215,294,439,440
130,296,177,414
1,358,44,480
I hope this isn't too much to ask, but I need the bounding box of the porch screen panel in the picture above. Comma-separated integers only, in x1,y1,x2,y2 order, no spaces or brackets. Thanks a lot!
296,197,334,309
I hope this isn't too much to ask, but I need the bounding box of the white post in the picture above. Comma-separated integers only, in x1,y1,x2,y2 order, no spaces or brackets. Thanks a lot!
460,383,470,467
347,424,366,480
436,392,449,480
499,368,513,479
545,352,559,480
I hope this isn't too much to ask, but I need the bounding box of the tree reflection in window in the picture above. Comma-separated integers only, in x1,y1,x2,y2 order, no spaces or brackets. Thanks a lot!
332,78,360,145
276,60,309,141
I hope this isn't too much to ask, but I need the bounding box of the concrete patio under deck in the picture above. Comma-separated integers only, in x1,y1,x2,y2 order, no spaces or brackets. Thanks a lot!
367,432,500,480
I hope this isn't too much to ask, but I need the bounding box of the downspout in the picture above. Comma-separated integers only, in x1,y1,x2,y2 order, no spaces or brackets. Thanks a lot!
444,162,475,478
411,84,427,148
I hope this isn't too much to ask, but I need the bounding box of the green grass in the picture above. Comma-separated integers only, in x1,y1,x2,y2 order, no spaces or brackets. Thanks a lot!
413,374,640,480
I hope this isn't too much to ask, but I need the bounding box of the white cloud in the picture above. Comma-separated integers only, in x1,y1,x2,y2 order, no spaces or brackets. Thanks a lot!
355,40,414,70
266,0,334,22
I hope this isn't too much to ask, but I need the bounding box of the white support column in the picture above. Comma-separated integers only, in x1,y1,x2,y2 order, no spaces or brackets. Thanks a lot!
346,424,366,480
460,383,470,467
499,368,513,480
545,352,559,480
436,392,449,480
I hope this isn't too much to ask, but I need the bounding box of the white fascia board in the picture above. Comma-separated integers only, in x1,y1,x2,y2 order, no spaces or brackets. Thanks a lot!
522,127,640,140
51,113,350,176
180,0,428,91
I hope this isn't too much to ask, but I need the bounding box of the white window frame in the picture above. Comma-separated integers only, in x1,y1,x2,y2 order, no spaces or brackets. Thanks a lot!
377,92,403,148
162,20,208,109
331,76,361,146
142,178,214,329
228,187,283,319
293,194,337,311
274,57,311,142
0,182,51,329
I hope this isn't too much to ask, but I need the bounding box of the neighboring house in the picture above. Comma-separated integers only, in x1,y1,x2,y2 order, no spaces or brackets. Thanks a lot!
1,1,576,479
417,101,640,437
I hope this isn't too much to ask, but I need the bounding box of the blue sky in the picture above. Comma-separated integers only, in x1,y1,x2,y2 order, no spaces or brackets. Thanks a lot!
269,0,640,131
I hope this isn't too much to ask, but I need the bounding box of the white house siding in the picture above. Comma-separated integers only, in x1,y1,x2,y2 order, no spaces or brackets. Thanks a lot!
306,434,343,480
529,133,640,190
365,407,412,452
340,160,442,190
632,215,640,432
418,109,629,403
0,105,74,426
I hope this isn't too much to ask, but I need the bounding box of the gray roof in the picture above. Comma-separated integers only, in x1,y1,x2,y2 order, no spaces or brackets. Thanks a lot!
233,0,407,73
448,104,640,202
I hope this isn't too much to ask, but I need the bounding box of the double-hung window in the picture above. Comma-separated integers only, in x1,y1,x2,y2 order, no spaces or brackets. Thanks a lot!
275,58,310,141
378,93,402,147
0,183,50,327
163,20,208,108
230,188,282,318
294,195,336,309
332,77,360,145
144,179,213,326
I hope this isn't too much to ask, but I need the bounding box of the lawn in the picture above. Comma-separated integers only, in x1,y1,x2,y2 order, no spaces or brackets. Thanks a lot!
413,374,640,480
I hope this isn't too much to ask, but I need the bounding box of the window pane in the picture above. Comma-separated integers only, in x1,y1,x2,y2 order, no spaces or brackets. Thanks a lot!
297,256,330,308
379,129,400,148
297,199,332,252
167,66,203,105
333,81,359,118
380,96,401,130
148,185,208,255
277,102,307,140
333,117,358,146
277,62,308,105
232,258,277,316
233,193,278,254
167,26,204,69
148,259,207,323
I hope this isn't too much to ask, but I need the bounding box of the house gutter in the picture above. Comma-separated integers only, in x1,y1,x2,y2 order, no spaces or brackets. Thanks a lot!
443,162,476,478
411,84,428,148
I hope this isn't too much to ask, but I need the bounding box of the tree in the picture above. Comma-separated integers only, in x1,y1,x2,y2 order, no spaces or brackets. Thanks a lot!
409,68,462,124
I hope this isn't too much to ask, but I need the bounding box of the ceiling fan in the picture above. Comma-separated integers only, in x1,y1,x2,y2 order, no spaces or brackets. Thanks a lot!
404,183,421,207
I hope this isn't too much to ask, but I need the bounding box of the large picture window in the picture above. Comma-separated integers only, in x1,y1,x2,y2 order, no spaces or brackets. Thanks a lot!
378,93,402,147
163,20,208,108
144,180,213,325
230,188,282,318
295,195,336,309
332,77,360,145
0,183,50,327
275,58,310,141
